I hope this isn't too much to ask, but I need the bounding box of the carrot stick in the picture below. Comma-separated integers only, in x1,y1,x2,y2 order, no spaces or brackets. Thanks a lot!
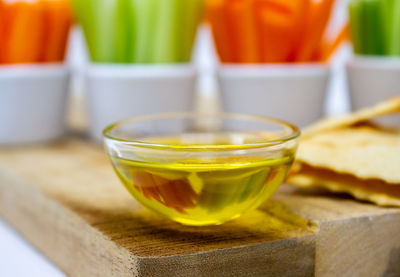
317,23,350,62
223,0,242,63
225,0,260,63
0,1,4,63
254,0,308,63
294,0,335,62
254,0,292,63
207,0,235,62
2,1,44,64
288,0,310,62
40,0,72,62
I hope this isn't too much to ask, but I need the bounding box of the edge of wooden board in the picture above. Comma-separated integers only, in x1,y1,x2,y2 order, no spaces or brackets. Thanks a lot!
1,139,400,276
0,166,316,277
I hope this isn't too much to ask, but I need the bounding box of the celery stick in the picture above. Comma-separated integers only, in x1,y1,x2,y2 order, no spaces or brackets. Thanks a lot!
71,0,97,60
381,0,394,55
152,0,181,63
95,0,118,62
132,0,158,63
392,0,400,55
363,0,384,55
114,0,134,63
178,0,204,62
72,0,117,62
349,0,364,54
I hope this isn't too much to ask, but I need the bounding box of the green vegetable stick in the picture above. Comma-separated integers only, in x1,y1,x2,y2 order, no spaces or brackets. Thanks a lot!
96,0,118,62
132,0,158,63
114,0,134,63
363,0,384,55
392,0,400,55
177,0,204,62
72,0,117,62
349,0,364,54
381,0,394,55
71,0,97,59
152,0,182,63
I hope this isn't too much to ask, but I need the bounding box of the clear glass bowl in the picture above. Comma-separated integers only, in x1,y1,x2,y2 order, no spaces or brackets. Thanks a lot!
103,113,300,226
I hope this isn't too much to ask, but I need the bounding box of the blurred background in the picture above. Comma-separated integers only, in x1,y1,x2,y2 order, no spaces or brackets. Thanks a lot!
65,0,350,118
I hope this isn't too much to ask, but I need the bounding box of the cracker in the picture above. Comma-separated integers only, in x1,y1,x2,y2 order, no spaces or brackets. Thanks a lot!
302,97,400,139
289,97,400,206
288,164,400,207
296,126,400,184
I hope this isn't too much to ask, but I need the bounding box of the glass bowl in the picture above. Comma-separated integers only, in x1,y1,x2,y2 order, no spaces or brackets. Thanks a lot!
103,113,300,226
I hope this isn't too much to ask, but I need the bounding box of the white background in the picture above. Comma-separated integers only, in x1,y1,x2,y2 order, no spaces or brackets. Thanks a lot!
0,0,349,276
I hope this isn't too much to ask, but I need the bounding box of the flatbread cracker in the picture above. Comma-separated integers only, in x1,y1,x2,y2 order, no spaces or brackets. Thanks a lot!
296,125,400,184
288,164,400,206
302,97,400,139
288,98,400,206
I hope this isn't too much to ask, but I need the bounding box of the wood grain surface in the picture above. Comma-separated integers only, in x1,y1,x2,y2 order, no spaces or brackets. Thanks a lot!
0,139,399,277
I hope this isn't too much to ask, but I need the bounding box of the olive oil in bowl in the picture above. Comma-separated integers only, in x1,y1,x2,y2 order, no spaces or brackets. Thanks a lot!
104,113,299,226
111,153,294,226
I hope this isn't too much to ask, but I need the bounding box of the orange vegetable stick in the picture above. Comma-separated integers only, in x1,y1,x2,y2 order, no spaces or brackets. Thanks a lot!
254,0,308,63
40,0,73,62
0,1,4,63
207,0,235,63
222,0,240,63
0,2,15,63
294,0,335,62
315,24,350,62
1,1,44,64
287,0,310,61
225,0,260,63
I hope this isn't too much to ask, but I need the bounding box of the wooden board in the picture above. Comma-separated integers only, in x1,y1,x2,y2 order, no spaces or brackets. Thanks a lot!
1,139,400,277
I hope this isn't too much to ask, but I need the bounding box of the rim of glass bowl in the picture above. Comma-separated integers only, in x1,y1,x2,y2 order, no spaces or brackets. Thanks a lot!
103,112,300,151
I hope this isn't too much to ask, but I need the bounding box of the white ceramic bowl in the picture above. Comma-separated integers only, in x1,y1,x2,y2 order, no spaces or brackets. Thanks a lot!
86,64,197,141
347,56,400,127
218,64,331,127
0,64,70,145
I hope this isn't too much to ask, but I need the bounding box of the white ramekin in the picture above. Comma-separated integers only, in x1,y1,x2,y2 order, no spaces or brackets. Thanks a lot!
86,63,197,141
0,64,70,145
347,56,400,127
218,64,331,128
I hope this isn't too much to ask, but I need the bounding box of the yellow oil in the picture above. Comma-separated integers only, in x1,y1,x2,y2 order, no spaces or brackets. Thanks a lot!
110,138,295,226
